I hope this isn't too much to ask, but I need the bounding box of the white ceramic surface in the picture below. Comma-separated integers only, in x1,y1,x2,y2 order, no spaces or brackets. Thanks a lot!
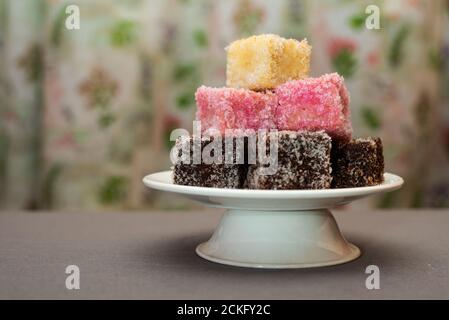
143,171,403,268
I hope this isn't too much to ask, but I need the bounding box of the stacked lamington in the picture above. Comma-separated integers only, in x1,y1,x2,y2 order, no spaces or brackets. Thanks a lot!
173,34,384,189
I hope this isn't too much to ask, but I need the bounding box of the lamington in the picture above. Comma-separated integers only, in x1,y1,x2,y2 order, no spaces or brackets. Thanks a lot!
170,33,387,191
246,131,332,190
226,34,311,90
195,86,277,135
173,134,248,188
275,73,352,141
331,137,384,188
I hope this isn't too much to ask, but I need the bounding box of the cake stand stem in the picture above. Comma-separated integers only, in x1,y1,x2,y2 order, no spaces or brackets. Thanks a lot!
196,208,360,268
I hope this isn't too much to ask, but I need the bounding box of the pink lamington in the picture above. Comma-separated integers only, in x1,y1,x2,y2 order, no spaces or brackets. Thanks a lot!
275,73,352,141
195,86,277,134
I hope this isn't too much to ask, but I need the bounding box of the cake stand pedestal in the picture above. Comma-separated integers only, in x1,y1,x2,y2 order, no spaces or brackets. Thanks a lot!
196,208,360,268
143,171,403,269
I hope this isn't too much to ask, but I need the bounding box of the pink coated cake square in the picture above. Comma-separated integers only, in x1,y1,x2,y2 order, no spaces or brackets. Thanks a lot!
195,86,277,134
275,73,352,141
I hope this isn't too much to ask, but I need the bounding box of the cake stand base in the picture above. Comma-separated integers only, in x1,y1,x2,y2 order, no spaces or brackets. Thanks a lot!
196,209,360,269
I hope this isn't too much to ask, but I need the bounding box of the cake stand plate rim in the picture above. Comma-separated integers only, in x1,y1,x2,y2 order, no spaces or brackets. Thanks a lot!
143,170,403,200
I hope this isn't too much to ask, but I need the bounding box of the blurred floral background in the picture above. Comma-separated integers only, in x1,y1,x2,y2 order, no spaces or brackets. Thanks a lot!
0,0,448,211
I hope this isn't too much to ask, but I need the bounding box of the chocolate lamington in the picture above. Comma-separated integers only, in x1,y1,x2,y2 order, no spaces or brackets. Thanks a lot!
173,134,247,188
331,137,384,188
246,131,332,190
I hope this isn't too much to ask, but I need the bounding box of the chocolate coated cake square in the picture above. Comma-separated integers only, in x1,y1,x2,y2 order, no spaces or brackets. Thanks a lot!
331,137,384,188
245,131,332,190
173,135,247,188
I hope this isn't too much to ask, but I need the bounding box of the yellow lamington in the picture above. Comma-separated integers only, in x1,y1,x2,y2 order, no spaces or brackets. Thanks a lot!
226,34,311,90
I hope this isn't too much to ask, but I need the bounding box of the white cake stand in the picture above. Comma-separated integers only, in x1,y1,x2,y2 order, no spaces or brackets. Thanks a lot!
143,171,403,269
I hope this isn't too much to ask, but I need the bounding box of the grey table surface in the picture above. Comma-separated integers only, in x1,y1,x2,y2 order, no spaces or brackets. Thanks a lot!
0,209,448,299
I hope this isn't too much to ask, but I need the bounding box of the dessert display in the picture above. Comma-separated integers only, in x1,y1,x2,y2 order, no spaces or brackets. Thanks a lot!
173,34,385,189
